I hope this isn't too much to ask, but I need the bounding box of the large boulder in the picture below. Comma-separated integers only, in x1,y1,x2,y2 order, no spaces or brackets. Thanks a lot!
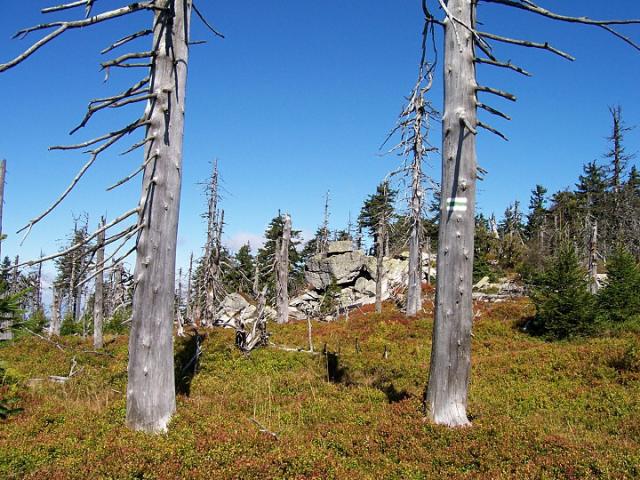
305,250,367,289
327,240,354,255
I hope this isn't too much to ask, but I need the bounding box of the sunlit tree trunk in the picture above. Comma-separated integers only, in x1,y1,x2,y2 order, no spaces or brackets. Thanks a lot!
127,0,192,433
426,0,476,427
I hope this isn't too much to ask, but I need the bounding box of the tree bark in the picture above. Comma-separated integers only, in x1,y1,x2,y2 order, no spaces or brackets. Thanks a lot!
93,217,105,349
426,0,476,428
127,0,192,433
375,223,384,314
588,220,599,294
276,214,291,324
406,130,424,316
426,235,433,285
0,159,5,260
50,286,61,337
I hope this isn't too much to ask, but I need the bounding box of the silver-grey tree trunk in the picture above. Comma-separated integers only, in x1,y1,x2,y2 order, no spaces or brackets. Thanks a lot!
588,221,599,294
126,0,192,433
426,0,476,428
93,217,105,349
50,286,61,337
0,159,5,260
276,214,291,324
406,129,424,316
375,223,384,314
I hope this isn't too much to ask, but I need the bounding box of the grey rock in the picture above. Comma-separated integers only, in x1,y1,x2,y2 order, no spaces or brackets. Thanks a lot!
327,240,354,255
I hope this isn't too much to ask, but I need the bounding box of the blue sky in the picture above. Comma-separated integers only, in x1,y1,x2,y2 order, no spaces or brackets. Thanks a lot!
1,1,639,284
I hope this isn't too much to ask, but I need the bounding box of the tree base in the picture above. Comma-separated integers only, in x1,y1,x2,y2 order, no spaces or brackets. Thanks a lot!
428,402,471,428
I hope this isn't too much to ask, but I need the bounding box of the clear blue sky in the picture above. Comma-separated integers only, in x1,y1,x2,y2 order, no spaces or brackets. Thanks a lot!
1,1,639,283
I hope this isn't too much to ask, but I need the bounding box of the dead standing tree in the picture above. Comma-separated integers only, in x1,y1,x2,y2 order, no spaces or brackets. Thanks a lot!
1,1,223,433
201,161,225,325
422,0,640,427
275,213,291,324
384,70,438,317
0,159,5,260
94,217,106,349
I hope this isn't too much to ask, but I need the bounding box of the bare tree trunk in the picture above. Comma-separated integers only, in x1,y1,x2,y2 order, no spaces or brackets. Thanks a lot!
50,286,61,337
11,255,19,294
0,159,5,260
426,235,433,285
252,259,260,298
176,268,185,337
588,220,599,294
185,252,193,322
375,223,384,314
276,214,291,324
35,252,43,312
406,131,424,316
127,0,192,433
318,190,330,254
426,0,476,428
93,217,105,349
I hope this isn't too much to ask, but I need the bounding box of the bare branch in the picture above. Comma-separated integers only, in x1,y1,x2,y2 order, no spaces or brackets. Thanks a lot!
480,0,640,26
19,207,139,268
18,130,133,240
477,102,512,121
71,77,150,134
479,31,575,61
51,118,149,151
476,85,517,102
477,121,509,141
474,57,531,76
42,1,94,15
107,154,156,191
1,2,156,72
192,2,225,39
101,51,154,69
101,29,153,54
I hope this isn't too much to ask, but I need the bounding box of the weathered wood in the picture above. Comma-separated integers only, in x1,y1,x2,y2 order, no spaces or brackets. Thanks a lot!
49,286,61,337
588,220,599,294
93,217,105,349
0,159,6,260
375,222,384,314
185,252,193,322
406,94,425,317
276,214,291,324
426,0,476,428
127,0,192,433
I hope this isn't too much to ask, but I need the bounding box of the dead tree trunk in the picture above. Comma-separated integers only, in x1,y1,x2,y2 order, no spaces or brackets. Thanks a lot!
94,217,105,349
426,235,433,285
50,286,61,337
375,222,384,314
317,190,330,254
35,252,43,313
588,220,599,294
276,214,291,324
127,0,192,433
176,268,185,337
426,0,476,428
406,95,425,317
0,159,5,260
186,252,193,322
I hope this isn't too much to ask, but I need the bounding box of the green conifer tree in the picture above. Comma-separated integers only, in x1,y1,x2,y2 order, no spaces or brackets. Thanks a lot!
597,247,640,323
530,244,595,339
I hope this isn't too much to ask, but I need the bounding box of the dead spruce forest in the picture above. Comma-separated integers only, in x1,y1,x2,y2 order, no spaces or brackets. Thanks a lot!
1,1,640,479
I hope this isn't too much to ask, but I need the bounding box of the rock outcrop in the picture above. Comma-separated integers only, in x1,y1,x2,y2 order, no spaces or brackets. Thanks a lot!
292,241,434,318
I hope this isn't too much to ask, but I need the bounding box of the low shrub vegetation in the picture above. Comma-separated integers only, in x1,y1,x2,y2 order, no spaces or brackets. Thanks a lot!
0,299,638,479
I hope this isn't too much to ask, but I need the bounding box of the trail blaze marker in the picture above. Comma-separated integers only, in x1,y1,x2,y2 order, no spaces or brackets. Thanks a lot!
446,197,468,212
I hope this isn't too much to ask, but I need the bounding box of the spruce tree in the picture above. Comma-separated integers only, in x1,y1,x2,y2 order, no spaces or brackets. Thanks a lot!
358,181,397,255
530,244,595,339
597,248,640,323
